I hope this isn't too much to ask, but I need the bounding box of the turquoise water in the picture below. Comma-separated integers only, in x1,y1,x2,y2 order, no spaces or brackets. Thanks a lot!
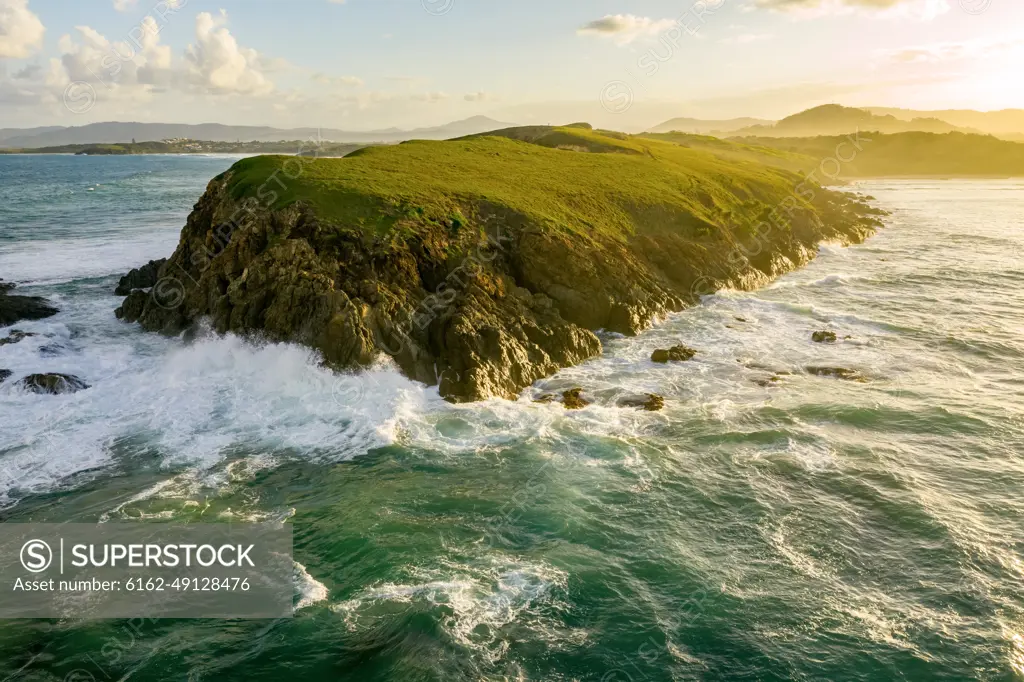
0,156,1022,681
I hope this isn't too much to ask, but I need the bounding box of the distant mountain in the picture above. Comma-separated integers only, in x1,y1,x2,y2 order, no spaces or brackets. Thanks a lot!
0,116,516,149
864,107,1024,137
729,105,975,138
646,117,772,135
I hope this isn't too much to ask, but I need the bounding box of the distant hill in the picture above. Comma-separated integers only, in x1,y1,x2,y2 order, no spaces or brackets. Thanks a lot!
646,117,772,135
865,107,1024,137
729,131,1024,177
0,116,515,148
730,105,975,138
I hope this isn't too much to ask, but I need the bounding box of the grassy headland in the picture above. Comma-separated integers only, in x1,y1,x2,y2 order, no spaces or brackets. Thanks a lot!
121,125,882,401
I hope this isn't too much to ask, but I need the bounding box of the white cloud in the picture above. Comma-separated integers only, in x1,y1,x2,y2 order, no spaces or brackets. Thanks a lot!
183,11,273,95
577,14,677,46
0,0,45,59
113,0,137,12
55,16,173,91
880,37,1024,63
753,0,950,20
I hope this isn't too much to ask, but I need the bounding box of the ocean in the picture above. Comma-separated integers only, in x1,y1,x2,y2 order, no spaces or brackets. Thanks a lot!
0,154,1022,681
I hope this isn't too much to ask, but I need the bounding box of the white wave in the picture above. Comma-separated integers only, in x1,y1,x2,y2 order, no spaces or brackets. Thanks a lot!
294,560,329,611
330,557,569,649
0,231,177,286
0,324,426,504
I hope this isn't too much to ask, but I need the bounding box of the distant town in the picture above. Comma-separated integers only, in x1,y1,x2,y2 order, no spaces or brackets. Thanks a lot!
0,138,369,157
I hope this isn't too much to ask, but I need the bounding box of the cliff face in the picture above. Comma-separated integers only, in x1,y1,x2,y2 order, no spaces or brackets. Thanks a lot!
117,126,883,402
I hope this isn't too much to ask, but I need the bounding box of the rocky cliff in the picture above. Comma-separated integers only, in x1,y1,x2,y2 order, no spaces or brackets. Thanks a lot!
117,126,883,401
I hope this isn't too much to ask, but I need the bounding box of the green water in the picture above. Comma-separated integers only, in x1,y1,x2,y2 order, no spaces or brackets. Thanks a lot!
0,158,1022,680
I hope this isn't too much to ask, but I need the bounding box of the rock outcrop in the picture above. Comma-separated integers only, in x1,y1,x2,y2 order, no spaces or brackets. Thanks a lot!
0,330,36,346
17,373,90,394
651,345,698,363
618,393,665,411
0,280,58,327
115,127,884,402
114,258,167,295
811,330,837,343
0,369,11,384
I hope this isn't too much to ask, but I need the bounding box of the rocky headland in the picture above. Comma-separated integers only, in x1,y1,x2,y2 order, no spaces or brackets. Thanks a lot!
116,125,884,402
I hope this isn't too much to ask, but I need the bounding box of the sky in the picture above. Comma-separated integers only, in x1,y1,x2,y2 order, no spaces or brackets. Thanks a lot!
0,0,1021,132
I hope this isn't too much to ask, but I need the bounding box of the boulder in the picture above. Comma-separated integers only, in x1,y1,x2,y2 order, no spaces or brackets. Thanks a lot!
17,373,90,394
114,259,167,295
0,283,58,326
0,369,11,384
561,387,590,410
0,330,37,346
811,330,837,343
651,345,697,363
618,393,665,411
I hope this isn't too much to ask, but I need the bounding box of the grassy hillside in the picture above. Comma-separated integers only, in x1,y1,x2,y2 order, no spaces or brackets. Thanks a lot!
225,125,839,247
732,131,1024,177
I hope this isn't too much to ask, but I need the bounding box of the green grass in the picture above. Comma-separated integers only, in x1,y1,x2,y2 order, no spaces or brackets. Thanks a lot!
224,126,819,246
730,131,1024,177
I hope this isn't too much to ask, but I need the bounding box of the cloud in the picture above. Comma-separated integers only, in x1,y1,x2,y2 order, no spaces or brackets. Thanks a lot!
112,0,137,12
54,16,173,90
184,11,273,95
12,62,41,79
577,14,676,45
880,37,1024,63
464,91,498,102
0,0,45,59
752,0,950,20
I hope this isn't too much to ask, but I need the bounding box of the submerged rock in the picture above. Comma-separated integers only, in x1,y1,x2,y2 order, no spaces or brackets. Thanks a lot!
561,387,590,410
806,366,867,382
114,258,167,295
651,345,697,363
618,393,665,411
0,329,37,346
0,369,11,384
811,330,837,343
0,281,58,326
17,373,90,394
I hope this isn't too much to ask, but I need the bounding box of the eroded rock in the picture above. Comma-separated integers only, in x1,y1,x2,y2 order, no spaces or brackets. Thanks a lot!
0,281,58,326
0,330,37,346
561,388,590,410
651,345,697,363
115,259,167,295
17,373,90,394
618,393,665,411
